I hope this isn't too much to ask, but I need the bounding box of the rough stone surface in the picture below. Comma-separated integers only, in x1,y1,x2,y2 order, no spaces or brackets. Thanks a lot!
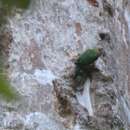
0,0,130,130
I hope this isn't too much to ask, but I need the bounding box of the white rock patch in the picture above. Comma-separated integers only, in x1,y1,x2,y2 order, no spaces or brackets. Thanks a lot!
33,69,56,86
121,97,130,124
24,112,64,130
76,79,93,116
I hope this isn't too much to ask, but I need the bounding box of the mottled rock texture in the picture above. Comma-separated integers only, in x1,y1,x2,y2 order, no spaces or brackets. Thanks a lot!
0,0,130,130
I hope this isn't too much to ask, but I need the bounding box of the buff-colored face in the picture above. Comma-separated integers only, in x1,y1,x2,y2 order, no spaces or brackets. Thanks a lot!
97,48,103,56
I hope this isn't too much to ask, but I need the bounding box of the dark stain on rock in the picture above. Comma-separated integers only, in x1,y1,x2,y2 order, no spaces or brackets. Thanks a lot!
19,40,44,71
86,0,99,7
75,22,82,36
53,80,73,117
103,0,114,17
99,32,111,43
0,29,12,56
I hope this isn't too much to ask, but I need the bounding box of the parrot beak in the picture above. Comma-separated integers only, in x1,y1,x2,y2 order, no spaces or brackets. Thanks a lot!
98,47,106,57
98,48,104,55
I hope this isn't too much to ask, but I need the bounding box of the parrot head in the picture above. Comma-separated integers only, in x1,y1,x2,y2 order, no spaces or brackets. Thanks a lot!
97,47,104,56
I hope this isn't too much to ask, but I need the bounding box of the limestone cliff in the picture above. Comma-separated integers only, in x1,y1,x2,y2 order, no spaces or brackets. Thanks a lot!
0,0,130,130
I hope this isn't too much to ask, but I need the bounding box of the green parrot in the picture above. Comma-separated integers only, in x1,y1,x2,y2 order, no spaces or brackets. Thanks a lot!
74,48,103,88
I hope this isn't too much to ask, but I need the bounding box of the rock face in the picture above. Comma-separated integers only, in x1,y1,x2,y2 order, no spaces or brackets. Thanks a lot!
0,0,130,130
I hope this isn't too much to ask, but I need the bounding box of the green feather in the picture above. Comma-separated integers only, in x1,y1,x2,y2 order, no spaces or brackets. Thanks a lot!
76,48,102,67
74,48,103,87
